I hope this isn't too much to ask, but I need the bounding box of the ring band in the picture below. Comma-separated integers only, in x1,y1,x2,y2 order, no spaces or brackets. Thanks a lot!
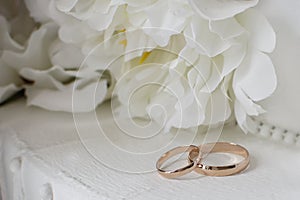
188,142,250,176
156,145,200,179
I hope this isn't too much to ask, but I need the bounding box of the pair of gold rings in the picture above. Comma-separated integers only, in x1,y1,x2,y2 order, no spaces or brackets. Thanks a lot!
156,142,250,178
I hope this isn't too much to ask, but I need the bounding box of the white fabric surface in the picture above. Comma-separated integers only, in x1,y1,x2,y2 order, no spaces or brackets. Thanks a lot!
0,98,299,200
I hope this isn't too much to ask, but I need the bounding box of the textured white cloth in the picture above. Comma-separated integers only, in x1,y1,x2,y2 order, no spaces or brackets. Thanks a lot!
0,99,299,200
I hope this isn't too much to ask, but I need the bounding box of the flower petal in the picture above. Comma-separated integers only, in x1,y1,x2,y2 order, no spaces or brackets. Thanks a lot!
200,58,223,93
234,100,256,133
203,88,231,125
55,0,78,12
221,44,246,76
129,84,159,117
234,49,277,102
87,5,118,31
58,22,98,44
73,0,111,19
184,16,231,57
189,0,258,20
116,65,166,117
236,8,276,53
25,0,52,23
0,59,22,86
234,100,248,133
124,29,157,62
143,0,192,46
124,0,157,8
209,17,245,40
178,45,198,67
19,66,75,90
234,84,265,116
188,55,211,90
0,59,22,103
2,23,57,71
164,91,206,130
0,84,21,103
26,80,108,112
82,34,125,75
0,16,23,52
49,39,85,69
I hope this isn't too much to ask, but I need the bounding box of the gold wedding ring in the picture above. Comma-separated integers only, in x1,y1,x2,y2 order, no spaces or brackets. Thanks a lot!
188,142,250,176
156,145,200,179
156,142,250,179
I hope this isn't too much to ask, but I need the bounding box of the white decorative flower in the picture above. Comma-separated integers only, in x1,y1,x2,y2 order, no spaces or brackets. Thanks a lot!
115,36,231,131
0,0,115,111
114,0,277,132
0,0,277,133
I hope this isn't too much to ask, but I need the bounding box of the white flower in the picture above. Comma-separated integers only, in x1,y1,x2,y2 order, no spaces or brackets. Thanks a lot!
114,0,276,132
0,0,277,133
0,0,115,112
115,37,231,131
